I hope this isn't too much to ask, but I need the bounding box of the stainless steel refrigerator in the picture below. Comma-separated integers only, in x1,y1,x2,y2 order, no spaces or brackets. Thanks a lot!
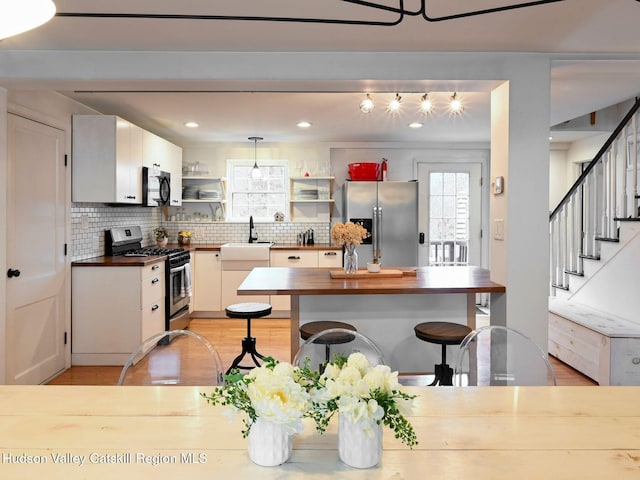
342,181,419,267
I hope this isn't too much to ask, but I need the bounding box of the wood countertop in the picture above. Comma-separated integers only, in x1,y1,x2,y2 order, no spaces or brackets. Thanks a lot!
71,255,168,267
71,244,340,266
239,266,506,296
1,385,638,479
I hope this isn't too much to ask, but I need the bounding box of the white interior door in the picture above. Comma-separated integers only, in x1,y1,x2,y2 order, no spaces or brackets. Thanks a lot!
418,163,482,267
7,114,66,384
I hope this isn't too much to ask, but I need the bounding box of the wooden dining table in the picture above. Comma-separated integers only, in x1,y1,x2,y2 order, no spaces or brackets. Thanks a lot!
0,385,638,479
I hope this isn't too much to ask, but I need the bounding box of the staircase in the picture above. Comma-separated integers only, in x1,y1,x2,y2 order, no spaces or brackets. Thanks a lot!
549,97,640,386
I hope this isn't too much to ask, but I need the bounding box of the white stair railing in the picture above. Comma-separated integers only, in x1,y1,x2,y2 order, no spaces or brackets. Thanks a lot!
550,98,640,293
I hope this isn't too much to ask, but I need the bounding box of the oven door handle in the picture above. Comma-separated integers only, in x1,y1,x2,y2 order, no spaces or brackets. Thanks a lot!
170,264,187,274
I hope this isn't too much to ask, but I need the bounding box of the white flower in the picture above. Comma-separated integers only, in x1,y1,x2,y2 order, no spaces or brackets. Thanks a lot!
338,397,384,434
247,368,310,434
322,363,341,380
346,351,370,374
363,367,386,391
337,365,363,385
395,396,415,417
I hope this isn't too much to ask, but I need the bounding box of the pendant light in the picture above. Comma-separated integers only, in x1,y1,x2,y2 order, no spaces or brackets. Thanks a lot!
0,0,56,40
249,136,263,180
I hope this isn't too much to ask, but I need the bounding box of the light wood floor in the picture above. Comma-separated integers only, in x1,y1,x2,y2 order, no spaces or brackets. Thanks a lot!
47,317,597,386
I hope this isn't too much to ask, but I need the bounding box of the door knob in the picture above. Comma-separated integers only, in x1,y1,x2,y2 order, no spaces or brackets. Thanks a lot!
7,268,21,278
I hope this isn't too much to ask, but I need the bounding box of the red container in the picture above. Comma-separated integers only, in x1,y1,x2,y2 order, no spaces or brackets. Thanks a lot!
348,162,380,181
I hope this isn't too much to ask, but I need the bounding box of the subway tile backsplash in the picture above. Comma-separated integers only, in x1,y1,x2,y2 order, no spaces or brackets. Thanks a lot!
71,204,331,261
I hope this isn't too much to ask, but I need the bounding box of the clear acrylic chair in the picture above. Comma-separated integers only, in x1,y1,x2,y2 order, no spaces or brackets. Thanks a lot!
118,329,224,386
292,328,385,371
453,325,557,386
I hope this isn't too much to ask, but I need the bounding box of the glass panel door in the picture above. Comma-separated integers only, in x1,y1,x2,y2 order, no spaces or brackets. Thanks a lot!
418,163,481,267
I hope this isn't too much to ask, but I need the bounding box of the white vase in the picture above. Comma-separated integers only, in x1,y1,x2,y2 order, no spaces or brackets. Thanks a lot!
247,417,292,467
338,413,383,469
156,237,168,248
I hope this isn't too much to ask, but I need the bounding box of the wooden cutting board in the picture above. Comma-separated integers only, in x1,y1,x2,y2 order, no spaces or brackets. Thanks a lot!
330,269,404,279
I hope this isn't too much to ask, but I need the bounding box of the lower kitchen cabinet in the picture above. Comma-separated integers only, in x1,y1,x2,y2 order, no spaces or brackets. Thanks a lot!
71,261,165,365
269,249,341,311
193,250,222,312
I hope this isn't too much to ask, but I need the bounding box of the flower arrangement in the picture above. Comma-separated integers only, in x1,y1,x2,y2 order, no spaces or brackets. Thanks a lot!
303,352,418,448
331,221,368,246
201,357,311,437
153,226,168,239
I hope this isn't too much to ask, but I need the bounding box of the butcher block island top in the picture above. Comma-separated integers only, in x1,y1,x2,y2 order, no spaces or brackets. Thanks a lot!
239,266,506,370
238,265,506,296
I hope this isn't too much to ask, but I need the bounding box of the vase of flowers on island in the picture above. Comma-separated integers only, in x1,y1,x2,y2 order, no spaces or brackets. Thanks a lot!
304,352,418,469
153,227,169,248
201,358,311,467
331,221,368,274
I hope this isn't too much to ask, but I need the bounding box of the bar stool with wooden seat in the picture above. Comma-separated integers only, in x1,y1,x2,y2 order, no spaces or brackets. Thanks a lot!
225,302,272,374
299,321,357,365
414,321,472,386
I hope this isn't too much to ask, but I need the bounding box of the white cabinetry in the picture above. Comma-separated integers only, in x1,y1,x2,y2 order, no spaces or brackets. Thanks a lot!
193,251,222,311
71,262,165,365
72,115,143,204
269,249,341,311
289,177,334,221
142,130,183,206
318,249,342,268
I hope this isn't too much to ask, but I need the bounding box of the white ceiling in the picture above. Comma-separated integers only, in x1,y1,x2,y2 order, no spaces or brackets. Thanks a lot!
2,0,640,145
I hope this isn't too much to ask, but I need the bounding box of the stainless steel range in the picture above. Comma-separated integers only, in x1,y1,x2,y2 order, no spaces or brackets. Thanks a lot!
105,226,191,331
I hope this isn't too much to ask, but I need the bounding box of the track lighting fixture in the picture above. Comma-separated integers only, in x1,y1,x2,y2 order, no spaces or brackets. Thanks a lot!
419,93,433,115
449,92,464,114
249,136,263,180
387,93,402,114
359,94,375,114
358,91,467,121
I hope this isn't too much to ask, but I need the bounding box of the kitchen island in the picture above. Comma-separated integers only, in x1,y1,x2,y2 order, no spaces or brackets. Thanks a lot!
238,266,506,372
1,385,638,479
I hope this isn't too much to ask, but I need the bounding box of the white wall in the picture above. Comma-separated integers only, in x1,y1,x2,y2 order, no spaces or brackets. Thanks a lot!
568,133,610,165
183,142,332,178
550,148,569,211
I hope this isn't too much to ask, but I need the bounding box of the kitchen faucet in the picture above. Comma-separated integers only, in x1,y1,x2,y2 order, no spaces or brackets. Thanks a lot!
248,216,258,243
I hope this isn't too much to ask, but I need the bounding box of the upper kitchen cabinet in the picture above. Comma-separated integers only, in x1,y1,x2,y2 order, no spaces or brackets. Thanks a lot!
72,115,143,204
142,130,183,206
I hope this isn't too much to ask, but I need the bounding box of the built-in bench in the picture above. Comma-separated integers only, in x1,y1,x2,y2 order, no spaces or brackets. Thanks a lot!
548,297,640,385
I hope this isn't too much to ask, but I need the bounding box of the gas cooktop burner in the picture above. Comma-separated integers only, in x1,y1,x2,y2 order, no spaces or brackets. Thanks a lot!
124,247,185,257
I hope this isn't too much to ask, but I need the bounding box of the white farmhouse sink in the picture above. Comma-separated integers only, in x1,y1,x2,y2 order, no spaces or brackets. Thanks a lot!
220,242,273,261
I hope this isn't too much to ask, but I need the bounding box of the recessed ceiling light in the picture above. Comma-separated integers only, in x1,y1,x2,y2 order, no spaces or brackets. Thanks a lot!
409,122,424,129
184,121,199,128
297,121,312,128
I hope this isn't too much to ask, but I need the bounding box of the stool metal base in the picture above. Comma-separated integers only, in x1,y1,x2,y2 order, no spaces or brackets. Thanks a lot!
428,363,454,386
226,336,265,374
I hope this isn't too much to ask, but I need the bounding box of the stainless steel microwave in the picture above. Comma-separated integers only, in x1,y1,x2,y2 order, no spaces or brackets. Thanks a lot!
142,166,171,207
